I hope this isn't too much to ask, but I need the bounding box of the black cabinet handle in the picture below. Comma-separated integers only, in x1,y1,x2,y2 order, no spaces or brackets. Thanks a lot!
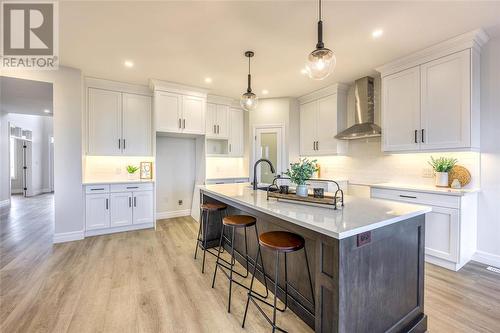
118,139,121,149
134,197,137,207
126,186,139,189
316,141,319,151
123,139,126,150
213,125,216,134
399,194,417,199
91,188,105,191
183,119,186,129
414,130,418,143
105,198,109,210
421,129,425,143
178,118,181,129
129,197,132,207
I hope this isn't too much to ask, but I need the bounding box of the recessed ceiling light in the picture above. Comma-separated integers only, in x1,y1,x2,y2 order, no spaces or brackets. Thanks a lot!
300,68,308,75
204,77,212,84
372,29,383,39
124,60,134,68
44,109,51,113
262,89,269,95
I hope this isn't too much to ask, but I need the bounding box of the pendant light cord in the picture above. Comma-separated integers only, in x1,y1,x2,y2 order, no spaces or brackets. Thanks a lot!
319,0,322,21
316,0,324,49
247,55,252,93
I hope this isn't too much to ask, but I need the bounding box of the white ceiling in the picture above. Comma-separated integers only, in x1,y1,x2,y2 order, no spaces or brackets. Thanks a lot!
59,1,500,98
0,77,53,116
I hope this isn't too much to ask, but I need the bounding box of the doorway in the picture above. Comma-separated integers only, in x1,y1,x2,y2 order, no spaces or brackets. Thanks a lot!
253,125,284,186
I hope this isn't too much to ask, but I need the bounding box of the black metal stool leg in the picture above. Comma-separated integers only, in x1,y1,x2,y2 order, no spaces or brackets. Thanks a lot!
272,251,280,333
202,210,210,274
194,208,203,260
284,252,288,311
255,224,269,297
211,224,225,288
242,244,261,328
227,226,236,313
304,245,315,307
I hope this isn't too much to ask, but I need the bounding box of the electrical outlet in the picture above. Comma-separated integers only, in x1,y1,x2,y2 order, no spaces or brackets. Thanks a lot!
178,200,183,206
115,168,122,175
422,167,434,178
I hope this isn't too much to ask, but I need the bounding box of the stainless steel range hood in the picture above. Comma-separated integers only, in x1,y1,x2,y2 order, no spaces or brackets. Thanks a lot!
335,76,381,140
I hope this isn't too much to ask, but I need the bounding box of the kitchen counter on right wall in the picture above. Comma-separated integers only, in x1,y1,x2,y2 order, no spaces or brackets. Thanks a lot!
370,182,480,196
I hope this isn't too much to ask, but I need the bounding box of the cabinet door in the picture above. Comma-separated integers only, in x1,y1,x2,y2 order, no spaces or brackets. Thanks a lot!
122,93,152,156
381,67,421,152
88,88,122,155
299,101,318,156
85,194,110,230
205,103,217,138
133,191,154,224
110,192,133,227
228,107,244,156
216,104,229,138
182,95,205,134
316,94,342,155
420,49,471,150
425,206,459,263
155,92,182,133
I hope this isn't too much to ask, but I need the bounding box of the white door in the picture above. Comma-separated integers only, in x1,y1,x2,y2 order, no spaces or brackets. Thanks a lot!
155,91,182,133
122,93,152,156
420,49,471,150
205,103,217,138
299,101,318,156
88,88,122,155
381,66,421,152
133,191,154,224
85,194,110,230
182,95,205,134
229,108,244,156
425,206,459,262
316,94,341,155
216,104,229,138
254,127,283,186
110,192,133,227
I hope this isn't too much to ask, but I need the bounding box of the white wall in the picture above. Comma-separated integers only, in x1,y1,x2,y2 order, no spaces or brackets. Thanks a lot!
156,136,196,217
0,113,11,206
6,113,53,195
476,35,500,265
1,67,84,241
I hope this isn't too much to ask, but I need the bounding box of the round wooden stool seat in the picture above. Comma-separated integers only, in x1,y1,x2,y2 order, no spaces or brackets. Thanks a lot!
259,231,305,253
223,215,256,228
201,203,227,211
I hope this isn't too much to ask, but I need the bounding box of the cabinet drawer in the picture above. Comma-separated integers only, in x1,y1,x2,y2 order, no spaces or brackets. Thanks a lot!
110,183,153,193
85,185,110,194
371,187,459,208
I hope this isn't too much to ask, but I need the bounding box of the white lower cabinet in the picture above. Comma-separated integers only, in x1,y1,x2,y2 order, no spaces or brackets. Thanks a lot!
371,186,477,271
85,183,154,236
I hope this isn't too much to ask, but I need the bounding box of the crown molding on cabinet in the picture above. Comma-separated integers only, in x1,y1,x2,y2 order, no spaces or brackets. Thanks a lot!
298,82,349,105
149,79,208,97
376,28,489,77
85,77,152,96
207,94,237,106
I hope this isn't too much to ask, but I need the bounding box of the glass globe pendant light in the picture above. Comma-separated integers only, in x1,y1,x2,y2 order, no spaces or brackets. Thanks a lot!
240,51,259,111
306,0,336,80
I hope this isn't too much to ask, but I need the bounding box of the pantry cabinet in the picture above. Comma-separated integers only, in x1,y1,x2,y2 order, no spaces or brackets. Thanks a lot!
87,82,152,156
377,30,487,152
298,84,348,156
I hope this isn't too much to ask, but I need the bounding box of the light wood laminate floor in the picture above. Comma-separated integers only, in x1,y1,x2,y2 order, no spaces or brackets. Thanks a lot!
1,194,499,333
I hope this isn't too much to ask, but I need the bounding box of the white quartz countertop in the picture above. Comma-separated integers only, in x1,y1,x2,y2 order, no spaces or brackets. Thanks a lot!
83,179,155,185
370,182,479,196
200,183,431,240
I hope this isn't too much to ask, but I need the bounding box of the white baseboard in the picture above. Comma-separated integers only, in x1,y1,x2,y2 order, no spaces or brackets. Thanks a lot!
11,189,23,194
85,222,154,237
473,250,500,268
425,254,462,271
42,188,53,193
0,199,10,209
156,209,191,220
53,230,84,244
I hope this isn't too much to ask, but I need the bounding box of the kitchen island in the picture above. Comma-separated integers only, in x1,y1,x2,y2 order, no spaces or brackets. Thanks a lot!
200,183,431,333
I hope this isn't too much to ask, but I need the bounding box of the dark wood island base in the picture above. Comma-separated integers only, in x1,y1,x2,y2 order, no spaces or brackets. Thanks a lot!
201,190,427,333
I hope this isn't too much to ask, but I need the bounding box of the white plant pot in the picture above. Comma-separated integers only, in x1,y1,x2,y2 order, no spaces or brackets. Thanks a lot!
128,173,137,180
296,184,308,197
435,172,449,187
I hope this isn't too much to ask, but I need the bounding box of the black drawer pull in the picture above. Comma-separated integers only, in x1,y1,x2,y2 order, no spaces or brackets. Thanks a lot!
126,186,139,189
399,194,417,199
91,188,105,191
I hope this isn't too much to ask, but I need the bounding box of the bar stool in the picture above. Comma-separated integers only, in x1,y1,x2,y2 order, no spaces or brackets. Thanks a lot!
211,215,269,313
194,202,227,273
242,231,315,333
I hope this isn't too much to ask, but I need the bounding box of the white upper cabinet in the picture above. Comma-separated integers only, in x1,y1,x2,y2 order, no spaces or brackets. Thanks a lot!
216,105,229,138
377,30,487,152
299,84,348,156
381,66,421,152
206,103,217,136
420,49,471,150
206,103,229,139
228,107,244,156
122,93,152,156
88,88,122,156
86,79,153,156
150,79,208,135
155,91,182,133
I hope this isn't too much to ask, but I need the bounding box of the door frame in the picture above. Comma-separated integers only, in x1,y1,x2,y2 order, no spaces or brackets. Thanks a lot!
252,124,285,185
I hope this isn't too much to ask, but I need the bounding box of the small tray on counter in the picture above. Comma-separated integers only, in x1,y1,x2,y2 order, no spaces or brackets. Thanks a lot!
267,191,343,209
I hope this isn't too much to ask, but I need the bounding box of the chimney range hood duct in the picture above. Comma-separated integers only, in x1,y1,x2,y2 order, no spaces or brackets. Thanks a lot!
335,76,381,140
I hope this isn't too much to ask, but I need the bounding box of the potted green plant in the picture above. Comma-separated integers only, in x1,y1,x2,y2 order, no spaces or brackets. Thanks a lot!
126,165,139,180
284,158,318,197
428,156,457,187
